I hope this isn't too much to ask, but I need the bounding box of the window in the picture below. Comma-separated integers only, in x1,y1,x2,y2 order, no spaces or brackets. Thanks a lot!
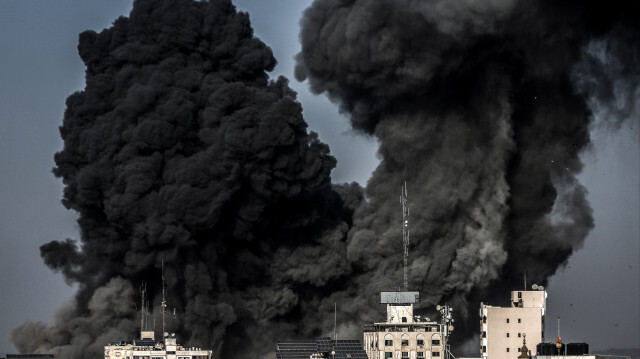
518,318,521,323
417,339,425,345
417,352,425,358
385,340,393,346
507,348,510,352
385,352,392,358
402,339,409,346
402,317,407,323
432,340,441,346
506,318,510,323
518,292,522,299
518,333,521,338
433,352,441,357
482,316,487,323
507,333,510,337
402,352,409,358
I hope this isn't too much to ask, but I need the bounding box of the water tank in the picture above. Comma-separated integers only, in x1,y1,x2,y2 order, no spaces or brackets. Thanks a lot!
537,342,564,355
566,343,589,355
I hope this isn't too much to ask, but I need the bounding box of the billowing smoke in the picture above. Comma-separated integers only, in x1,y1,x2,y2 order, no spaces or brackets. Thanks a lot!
12,0,362,357
10,0,639,357
295,0,638,351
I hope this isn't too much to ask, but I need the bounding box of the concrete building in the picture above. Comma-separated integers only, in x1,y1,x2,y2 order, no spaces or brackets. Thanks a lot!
104,330,212,359
480,288,546,359
363,292,453,359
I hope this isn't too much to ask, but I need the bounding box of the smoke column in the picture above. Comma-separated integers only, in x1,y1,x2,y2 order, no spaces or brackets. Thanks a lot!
296,0,639,350
10,0,639,357
12,0,363,357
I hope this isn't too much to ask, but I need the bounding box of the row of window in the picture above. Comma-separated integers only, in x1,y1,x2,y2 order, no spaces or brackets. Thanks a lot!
384,351,438,358
384,339,439,346
506,347,524,352
481,317,523,324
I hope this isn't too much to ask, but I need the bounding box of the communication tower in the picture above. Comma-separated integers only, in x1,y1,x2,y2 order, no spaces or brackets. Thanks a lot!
401,181,409,291
161,260,167,337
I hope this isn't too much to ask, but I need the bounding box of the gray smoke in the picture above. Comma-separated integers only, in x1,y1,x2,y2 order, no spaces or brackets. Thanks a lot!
295,0,639,351
12,0,362,357
10,0,639,357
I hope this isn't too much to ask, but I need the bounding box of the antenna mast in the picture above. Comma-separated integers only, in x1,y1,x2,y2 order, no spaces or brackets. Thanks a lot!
401,181,410,291
162,260,167,336
140,282,147,332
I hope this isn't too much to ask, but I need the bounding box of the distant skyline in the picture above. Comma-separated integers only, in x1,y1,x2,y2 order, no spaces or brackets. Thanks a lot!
0,0,637,355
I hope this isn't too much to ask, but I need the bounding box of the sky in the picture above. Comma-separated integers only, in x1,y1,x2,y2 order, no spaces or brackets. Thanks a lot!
0,0,637,355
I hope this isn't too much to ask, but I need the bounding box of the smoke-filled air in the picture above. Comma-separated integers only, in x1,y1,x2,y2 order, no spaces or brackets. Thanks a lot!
10,0,639,358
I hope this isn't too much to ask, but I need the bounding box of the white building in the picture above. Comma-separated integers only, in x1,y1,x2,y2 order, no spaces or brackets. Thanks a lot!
479,288,546,359
363,291,453,359
104,330,212,359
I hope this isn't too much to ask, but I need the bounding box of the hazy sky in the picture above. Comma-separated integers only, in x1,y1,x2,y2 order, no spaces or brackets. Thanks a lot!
0,0,637,355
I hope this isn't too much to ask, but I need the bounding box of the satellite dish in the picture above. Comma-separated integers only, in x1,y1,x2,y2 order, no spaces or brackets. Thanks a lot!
532,284,539,290
448,325,454,332
539,286,544,291
164,332,169,338
436,305,441,311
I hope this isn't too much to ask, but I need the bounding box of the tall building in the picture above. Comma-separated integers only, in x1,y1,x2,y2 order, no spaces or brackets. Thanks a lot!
479,288,546,359
363,291,453,359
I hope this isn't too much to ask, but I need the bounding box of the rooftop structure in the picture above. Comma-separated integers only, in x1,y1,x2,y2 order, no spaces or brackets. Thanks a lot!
275,337,368,359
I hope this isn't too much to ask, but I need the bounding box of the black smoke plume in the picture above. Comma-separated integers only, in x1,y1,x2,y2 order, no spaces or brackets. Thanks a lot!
10,0,639,357
12,0,362,357
295,0,638,352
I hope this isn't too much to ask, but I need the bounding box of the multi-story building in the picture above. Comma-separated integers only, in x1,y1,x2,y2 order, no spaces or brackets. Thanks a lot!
104,330,212,359
479,288,546,359
363,291,452,359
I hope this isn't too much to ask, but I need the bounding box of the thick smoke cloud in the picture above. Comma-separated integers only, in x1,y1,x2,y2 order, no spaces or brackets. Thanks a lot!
12,0,362,357
10,0,639,357
296,0,639,350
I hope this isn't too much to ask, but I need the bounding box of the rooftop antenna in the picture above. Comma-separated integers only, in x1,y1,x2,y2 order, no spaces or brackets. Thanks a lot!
162,259,167,337
140,282,146,332
524,270,527,290
334,301,337,341
401,181,410,291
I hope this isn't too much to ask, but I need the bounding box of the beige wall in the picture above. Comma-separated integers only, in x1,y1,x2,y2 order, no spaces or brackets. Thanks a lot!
364,328,444,359
480,307,543,359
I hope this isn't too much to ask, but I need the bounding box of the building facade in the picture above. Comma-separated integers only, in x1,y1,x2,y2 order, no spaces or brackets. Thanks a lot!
480,289,546,359
104,330,212,359
363,292,451,359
